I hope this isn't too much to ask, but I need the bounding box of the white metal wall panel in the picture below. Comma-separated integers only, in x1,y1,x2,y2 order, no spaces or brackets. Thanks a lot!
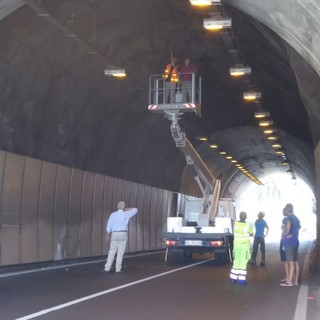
128,182,139,253
79,171,95,257
53,165,72,261
38,162,58,262
143,186,152,251
20,157,42,263
68,168,85,259
0,151,7,265
91,173,105,256
0,153,25,265
150,187,158,250
102,176,115,255
136,184,146,252
122,180,133,252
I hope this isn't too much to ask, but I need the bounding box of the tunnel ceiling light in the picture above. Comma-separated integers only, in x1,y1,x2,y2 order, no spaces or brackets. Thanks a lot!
276,149,285,155
210,144,218,148
104,67,126,77
190,0,221,6
230,65,251,77
196,136,208,141
219,151,227,155
254,111,270,119
231,160,237,163
272,143,282,148
267,135,278,140
203,17,232,30
263,128,276,134
259,120,273,127
282,161,289,166
226,156,233,159
243,90,262,101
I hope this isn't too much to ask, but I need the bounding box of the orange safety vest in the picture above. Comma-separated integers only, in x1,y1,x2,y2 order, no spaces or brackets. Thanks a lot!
163,63,179,83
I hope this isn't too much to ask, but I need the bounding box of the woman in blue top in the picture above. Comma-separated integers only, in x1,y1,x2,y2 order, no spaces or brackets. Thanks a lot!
249,212,269,266
281,203,301,286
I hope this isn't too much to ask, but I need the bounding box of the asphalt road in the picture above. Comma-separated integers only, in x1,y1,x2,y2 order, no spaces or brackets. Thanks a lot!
0,240,319,320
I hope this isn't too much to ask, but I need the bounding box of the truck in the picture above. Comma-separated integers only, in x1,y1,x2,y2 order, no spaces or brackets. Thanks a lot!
148,72,235,264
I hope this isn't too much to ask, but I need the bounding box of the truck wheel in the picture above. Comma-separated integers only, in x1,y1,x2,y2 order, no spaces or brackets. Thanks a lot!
215,253,228,265
184,250,193,261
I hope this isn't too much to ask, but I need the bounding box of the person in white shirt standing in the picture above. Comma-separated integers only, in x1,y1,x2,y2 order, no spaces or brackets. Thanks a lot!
104,201,138,273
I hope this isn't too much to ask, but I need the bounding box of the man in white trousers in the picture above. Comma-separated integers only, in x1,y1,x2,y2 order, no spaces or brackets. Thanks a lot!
104,201,138,273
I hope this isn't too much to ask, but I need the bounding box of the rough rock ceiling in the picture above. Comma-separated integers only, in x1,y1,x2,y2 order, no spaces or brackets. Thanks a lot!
0,0,316,196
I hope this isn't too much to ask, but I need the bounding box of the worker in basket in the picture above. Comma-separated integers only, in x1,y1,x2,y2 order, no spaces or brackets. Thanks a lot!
163,56,179,103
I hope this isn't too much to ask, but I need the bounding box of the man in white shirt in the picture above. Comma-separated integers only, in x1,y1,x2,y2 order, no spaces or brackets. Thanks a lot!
104,201,138,273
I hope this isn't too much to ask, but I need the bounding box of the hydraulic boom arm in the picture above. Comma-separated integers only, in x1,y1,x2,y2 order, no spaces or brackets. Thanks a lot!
167,110,220,226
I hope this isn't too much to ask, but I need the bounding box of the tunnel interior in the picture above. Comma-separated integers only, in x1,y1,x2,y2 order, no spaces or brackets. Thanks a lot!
0,0,318,205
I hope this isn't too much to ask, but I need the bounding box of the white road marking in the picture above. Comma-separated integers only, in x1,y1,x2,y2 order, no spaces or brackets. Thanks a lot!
0,251,162,278
293,242,313,320
15,259,213,320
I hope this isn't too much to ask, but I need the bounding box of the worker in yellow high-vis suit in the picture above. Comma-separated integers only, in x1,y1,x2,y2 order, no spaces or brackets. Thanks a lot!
230,211,253,285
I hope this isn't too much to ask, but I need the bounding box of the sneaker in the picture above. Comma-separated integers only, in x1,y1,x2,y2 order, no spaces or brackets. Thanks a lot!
249,261,256,266
104,268,110,272
280,282,293,287
293,282,299,286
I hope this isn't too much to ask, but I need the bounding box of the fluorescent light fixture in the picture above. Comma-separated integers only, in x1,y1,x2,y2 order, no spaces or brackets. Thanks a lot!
276,149,284,155
104,67,126,77
272,143,282,148
190,0,220,6
219,151,227,155
243,91,261,101
231,160,237,163
210,144,218,148
267,135,278,140
254,111,270,119
282,162,289,166
196,136,208,141
226,156,233,160
203,17,232,30
259,120,273,127
263,128,276,134
230,65,251,77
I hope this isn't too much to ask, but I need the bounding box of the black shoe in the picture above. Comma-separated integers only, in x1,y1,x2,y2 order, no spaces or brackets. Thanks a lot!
260,261,265,266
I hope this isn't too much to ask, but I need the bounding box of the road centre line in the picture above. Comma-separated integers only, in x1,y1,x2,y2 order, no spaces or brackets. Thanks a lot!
15,259,213,320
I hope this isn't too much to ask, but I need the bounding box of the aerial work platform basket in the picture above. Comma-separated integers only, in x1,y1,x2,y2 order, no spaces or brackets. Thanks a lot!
148,73,202,117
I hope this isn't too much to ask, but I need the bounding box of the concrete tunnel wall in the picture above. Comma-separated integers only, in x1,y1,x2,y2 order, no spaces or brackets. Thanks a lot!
226,0,320,270
0,150,173,267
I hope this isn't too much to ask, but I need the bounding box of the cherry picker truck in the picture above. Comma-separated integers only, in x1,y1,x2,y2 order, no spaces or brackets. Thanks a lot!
148,72,235,263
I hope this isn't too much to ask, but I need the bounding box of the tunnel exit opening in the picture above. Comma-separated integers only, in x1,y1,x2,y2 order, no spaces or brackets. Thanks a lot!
235,172,316,242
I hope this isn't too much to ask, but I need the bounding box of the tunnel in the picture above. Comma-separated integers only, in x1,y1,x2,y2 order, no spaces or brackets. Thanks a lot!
0,0,319,277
